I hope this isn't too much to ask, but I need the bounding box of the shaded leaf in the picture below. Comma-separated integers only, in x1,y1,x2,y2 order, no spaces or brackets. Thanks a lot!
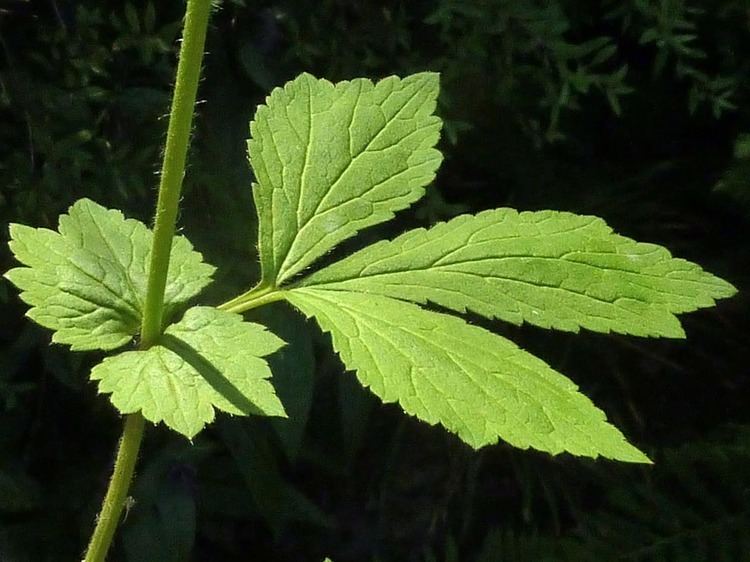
217,418,332,536
253,304,315,461
91,307,286,438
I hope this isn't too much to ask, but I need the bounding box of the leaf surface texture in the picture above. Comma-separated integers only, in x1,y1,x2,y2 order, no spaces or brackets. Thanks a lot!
301,209,736,337
91,307,286,438
5,198,215,350
250,72,442,284
287,287,649,462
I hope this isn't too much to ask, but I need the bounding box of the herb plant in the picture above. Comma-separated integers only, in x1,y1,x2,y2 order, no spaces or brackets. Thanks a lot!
3,1,737,560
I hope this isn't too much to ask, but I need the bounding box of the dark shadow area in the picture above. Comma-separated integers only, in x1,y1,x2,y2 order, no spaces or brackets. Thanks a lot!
159,334,265,417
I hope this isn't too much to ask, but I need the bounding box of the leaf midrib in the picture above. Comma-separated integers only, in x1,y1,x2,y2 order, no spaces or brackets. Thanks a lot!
296,288,612,451
276,78,428,279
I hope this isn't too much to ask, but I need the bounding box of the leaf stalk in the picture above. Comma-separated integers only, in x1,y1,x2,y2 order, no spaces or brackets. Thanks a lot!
219,284,287,314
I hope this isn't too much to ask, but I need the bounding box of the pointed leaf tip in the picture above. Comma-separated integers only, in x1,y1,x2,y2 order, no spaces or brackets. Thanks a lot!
288,288,649,462
302,208,737,339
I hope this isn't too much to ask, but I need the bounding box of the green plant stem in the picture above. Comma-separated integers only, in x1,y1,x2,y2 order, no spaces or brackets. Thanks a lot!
218,284,287,314
140,0,213,348
83,413,145,562
84,2,213,561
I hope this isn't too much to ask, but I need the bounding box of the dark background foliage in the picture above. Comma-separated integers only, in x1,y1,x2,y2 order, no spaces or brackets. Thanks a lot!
1,1,749,560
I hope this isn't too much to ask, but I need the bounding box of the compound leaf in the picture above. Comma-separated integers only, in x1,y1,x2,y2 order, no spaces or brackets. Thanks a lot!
287,287,649,462
301,209,736,338
5,198,215,351
91,307,286,438
250,72,442,285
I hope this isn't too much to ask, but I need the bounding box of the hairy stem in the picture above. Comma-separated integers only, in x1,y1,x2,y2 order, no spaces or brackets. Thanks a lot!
84,2,213,561
83,414,145,562
140,0,212,347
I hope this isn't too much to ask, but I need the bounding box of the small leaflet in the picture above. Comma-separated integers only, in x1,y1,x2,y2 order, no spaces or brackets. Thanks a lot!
288,288,650,463
250,72,442,285
91,307,286,438
301,208,737,338
5,198,215,350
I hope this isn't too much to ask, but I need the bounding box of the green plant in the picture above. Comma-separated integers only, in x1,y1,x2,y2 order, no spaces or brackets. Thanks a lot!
422,1,632,143
716,132,750,212
606,0,739,117
3,1,738,560
434,425,750,562
0,1,183,230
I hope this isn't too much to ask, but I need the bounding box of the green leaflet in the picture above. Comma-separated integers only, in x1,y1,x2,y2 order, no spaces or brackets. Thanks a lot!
5,198,215,350
250,72,442,285
301,209,737,338
287,288,649,463
91,307,286,438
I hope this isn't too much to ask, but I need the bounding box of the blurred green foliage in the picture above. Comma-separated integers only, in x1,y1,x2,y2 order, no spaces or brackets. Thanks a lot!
0,1,183,229
1,1,748,561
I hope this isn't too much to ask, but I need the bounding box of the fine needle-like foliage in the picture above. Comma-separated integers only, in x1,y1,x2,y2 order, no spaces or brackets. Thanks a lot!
5,73,736,466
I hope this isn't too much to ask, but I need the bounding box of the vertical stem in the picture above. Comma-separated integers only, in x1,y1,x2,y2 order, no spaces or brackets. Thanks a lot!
84,2,213,561
83,414,145,562
140,0,213,348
